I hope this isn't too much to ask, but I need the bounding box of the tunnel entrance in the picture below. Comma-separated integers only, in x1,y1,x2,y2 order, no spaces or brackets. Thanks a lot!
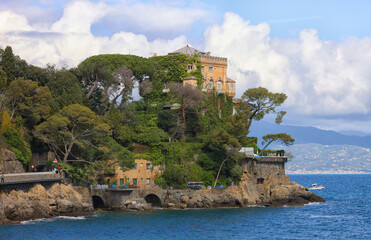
92,195,105,209
144,194,161,207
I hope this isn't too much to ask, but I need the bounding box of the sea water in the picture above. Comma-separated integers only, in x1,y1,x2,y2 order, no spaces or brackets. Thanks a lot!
1,174,370,240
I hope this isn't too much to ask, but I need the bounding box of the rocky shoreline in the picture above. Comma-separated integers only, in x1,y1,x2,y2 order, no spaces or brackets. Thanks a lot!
0,176,325,224
0,183,93,225
118,176,325,211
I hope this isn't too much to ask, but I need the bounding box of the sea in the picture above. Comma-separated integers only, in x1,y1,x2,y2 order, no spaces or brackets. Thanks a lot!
1,174,370,240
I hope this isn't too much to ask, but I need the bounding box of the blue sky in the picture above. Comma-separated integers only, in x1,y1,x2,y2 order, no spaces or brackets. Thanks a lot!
1,0,371,135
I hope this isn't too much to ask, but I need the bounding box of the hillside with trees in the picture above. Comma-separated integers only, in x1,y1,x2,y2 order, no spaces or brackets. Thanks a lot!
0,46,292,188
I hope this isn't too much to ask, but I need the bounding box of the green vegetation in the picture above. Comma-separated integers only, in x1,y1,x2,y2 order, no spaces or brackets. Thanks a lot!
0,46,293,187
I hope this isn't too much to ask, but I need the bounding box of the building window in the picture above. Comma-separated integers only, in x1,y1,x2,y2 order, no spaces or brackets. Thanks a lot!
217,80,222,90
188,64,193,71
209,66,213,73
209,79,214,89
146,163,151,170
120,178,124,186
201,66,204,71
230,85,233,91
140,163,143,168
141,178,143,183
126,178,130,184
146,178,151,185
133,178,137,185
133,164,137,170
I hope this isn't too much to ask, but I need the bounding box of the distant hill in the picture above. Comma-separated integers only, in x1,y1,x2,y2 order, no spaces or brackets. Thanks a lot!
280,143,371,173
249,121,371,148
249,122,371,173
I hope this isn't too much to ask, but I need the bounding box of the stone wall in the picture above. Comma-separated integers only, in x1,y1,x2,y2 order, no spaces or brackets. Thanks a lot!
240,157,287,183
1,172,63,183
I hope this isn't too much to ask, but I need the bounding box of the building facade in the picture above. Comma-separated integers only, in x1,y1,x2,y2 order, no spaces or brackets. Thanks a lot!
112,159,160,188
169,45,236,98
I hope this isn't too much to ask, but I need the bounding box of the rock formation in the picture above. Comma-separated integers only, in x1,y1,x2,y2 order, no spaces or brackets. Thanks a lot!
0,183,93,224
0,149,24,174
157,176,324,209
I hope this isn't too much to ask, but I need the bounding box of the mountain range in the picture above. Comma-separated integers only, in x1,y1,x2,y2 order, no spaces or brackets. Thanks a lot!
249,121,371,148
249,121,371,173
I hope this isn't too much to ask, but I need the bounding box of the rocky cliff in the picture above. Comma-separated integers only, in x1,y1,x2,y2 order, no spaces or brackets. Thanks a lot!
0,148,24,174
0,183,93,224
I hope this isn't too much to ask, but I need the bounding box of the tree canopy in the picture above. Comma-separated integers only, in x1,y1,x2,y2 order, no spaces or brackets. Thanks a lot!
241,87,287,133
260,133,295,155
34,104,111,162
0,47,294,187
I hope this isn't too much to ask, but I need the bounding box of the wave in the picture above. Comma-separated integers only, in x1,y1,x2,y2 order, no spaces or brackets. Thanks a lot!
21,215,87,225
310,215,342,218
304,202,322,206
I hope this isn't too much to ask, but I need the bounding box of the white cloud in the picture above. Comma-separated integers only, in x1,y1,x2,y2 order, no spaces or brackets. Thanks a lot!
0,1,187,67
51,1,108,33
204,12,371,116
103,2,210,34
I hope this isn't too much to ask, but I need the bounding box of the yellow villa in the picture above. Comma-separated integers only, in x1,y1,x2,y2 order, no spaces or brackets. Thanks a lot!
110,159,160,189
169,45,236,98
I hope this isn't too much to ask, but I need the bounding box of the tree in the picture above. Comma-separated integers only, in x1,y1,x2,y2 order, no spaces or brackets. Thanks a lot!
213,146,240,188
6,78,52,125
34,104,111,162
47,71,84,113
241,87,287,133
161,164,187,188
1,46,16,83
259,133,295,155
105,66,134,112
200,128,241,183
169,83,203,139
78,59,113,99
227,101,251,144
0,69,7,89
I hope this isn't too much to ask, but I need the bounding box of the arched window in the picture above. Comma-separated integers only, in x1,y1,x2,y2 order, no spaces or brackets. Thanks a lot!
209,79,214,89
217,80,222,90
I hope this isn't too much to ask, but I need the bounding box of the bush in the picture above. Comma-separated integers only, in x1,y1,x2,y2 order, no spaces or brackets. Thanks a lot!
2,127,31,165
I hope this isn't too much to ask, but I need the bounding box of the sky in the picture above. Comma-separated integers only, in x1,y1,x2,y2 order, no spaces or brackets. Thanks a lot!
1,0,371,135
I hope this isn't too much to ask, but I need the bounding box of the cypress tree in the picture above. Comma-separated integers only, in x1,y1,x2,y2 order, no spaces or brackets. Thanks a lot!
1,46,16,83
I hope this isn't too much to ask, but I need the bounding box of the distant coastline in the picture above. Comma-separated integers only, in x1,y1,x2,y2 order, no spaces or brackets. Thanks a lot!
287,170,371,174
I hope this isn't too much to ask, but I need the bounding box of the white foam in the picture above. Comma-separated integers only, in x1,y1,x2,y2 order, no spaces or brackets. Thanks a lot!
310,215,341,218
55,216,86,220
304,202,322,206
20,215,86,224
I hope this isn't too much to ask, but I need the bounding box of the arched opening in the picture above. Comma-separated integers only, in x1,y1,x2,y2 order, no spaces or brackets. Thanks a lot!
217,80,222,90
208,79,214,89
92,195,105,209
144,194,162,207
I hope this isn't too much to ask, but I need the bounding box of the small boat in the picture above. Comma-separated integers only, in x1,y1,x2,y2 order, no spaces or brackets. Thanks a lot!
309,183,325,190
